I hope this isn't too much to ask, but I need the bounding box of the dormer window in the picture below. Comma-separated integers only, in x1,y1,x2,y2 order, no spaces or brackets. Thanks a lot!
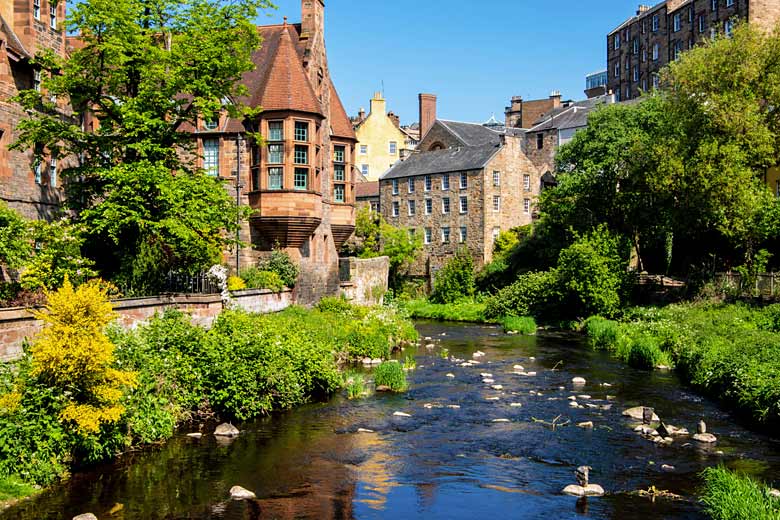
205,119,218,130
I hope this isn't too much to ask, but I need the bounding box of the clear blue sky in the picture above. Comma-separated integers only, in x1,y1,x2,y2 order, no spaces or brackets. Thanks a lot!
258,1,645,125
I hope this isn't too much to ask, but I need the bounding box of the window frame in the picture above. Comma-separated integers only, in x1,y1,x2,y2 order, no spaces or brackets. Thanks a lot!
459,172,468,189
523,174,531,191
408,177,415,193
459,195,468,214
334,163,345,182
268,143,284,164
523,198,531,214
424,228,432,245
424,175,432,191
392,201,400,217
442,197,450,214
294,144,308,165
33,0,40,20
493,170,500,187
268,167,283,190
294,121,309,142
49,3,56,28
49,156,57,187
389,141,397,155
334,184,345,203
268,120,284,141
459,226,467,244
392,178,399,195
441,227,450,244
442,174,450,191
425,198,433,215
202,137,220,177
408,199,416,216
493,195,500,212
294,168,308,190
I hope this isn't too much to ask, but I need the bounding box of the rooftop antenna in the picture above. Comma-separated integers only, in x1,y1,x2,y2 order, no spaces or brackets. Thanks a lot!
381,80,385,98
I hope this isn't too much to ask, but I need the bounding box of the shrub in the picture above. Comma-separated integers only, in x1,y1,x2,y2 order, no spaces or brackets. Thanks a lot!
316,296,368,319
402,299,489,323
374,361,407,392
240,268,284,292
0,202,31,271
627,335,664,370
403,353,417,370
583,316,621,350
20,220,96,291
227,276,245,291
484,270,559,320
259,250,299,288
430,248,476,304
344,372,365,399
499,316,537,335
700,466,780,520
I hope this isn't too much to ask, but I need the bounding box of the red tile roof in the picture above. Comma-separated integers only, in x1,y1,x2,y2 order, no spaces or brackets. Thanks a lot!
329,78,357,140
355,181,379,198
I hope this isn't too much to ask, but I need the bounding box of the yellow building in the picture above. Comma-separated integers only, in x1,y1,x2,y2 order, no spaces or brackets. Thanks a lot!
354,92,416,181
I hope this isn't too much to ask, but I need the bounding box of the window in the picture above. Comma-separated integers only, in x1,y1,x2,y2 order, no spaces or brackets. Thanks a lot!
459,196,468,214
425,198,432,215
268,143,284,164
727,0,734,6
33,0,40,20
49,4,56,28
392,201,399,217
360,144,367,155
633,67,639,82
294,168,308,190
674,40,683,59
408,177,415,193
294,145,308,164
334,145,345,163
459,227,467,244
442,174,450,191
492,227,500,244
424,228,432,245
493,195,500,212
203,138,219,177
33,69,41,92
268,121,283,141
334,164,345,181
424,175,432,191
389,141,397,154
652,14,659,32
626,86,630,100
523,198,531,214
459,172,467,189
268,167,283,190
725,19,734,37
642,48,647,62
294,121,309,141
613,34,620,50
392,179,399,195
652,43,660,61
523,174,531,191
689,6,694,23
699,15,706,33
34,160,42,184
614,62,620,78
334,184,345,203
673,13,681,32
633,38,639,54
642,19,647,34
652,73,660,89
712,0,718,10
361,164,369,176
442,197,450,214
441,227,450,244
49,156,57,187
370,201,379,213
493,171,500,187
204,119,218,130
642,78,648,91
408,199,416,216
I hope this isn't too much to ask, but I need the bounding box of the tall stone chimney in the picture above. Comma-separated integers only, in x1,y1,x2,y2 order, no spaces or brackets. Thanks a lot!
300,0,326,74
419,93,437,139
505,95,523,128
550,90,562,109
370,91,386,116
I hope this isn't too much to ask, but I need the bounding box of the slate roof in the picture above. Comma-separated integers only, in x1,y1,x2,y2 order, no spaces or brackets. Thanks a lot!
528,96,611,132
437,120,503,147
380,144,500,181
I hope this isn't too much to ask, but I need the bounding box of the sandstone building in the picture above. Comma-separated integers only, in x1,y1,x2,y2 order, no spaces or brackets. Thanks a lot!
188,0,357,301
379,96,540,276
0,0,67,219
608,1,780,102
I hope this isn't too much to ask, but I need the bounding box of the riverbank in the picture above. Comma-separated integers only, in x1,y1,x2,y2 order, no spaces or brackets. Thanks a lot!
0,297,417,504
400,299,492,323
583,302,780,427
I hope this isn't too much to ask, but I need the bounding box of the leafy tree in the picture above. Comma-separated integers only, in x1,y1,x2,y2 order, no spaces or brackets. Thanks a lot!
430,248,475,304
11,0,271,287
0,203,31,274
21,219,97,291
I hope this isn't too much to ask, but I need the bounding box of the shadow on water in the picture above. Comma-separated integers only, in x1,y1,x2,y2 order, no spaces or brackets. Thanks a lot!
4,321,780,519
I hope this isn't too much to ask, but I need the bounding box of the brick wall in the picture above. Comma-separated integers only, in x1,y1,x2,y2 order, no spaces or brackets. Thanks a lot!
339,256,389,306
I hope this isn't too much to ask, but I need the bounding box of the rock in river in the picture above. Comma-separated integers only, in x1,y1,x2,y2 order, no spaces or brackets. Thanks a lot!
73,515,98,520
562,484,605,497
693,433,717,443
577,421,594,429
230,486,256,500
769,488,780,499
622,407,660,422
214,423,240,437
572,377,587,386
186,433,202,439
393,411,412,417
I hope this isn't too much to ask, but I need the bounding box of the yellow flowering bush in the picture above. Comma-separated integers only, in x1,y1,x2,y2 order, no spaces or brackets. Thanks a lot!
30,278,136,435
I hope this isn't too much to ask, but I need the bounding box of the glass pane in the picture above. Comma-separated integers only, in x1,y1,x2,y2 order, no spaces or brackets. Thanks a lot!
268,167,283,190
269,121,283,141
294,168,308,190
269,144,284,164
203,138,219,177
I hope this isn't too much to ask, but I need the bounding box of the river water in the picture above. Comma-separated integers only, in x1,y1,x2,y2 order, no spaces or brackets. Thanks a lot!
4,321,780,520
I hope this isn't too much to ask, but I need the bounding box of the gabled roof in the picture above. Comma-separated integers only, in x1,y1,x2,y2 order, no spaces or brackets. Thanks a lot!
528,96,612,132
356,181,379,198
241,24,323,117
437,120,503,147
380,144,501,181
329,78,356,140
0,15,31,60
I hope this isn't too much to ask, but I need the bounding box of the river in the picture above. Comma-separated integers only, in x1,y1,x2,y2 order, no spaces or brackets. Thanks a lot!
3,321,780,519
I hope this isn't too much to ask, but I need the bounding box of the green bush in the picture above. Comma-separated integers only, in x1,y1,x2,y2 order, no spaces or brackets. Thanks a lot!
402,299,490,323
374,361,407,392
700,466,780,520
316,296,368,319
344,372,365,399
627,335,664,370
499,316,537,335
430,248,476,304
583,316,621,350
259,250,299,288
240,268,284,292
484,270,559,320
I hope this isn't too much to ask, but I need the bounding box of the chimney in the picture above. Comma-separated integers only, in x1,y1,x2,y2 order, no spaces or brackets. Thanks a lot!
636,4,650,15
388,111,401,128
301,0,325,41
550,90,562,109
504,95,523,128
369,91,386,117
358,107,365,122
419,93,437,139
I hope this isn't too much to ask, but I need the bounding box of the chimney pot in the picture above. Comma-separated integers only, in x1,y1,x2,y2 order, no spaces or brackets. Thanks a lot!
419,93,437,139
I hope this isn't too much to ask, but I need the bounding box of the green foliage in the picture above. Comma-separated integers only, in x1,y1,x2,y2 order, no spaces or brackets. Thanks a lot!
316,296,366,318
240,268,284,292
430,248,476,304
700,466,780,520
627,335,664,370
583,317,621,350
374,362,407,392
0,202,31,271
227,276,245,291
258,250,299,288
484,270,559,320
0,475,38,502
403,353,417,370
499,316,537,335
20,219,96,291
344,372,365,399
402,299,490,323
493,229,520,256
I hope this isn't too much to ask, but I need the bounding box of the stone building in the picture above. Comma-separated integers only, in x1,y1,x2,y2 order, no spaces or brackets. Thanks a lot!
355,180,379,213
504,92,567,129
352,92,417,181
188,0,357,302
0,0,68,220
379,96,540,276
607,1,780,102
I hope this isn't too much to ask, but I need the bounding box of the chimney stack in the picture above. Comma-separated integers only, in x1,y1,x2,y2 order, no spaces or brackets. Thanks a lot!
505,95,523,128
550,90,562,109
419,93,437,139
636,4,650,15
388,111,401,128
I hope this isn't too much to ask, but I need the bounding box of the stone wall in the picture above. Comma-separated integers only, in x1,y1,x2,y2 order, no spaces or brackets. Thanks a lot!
339,256,389,306
0,289,293,361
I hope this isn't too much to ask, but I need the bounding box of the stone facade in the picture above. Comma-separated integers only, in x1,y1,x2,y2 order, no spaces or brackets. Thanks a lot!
338,256,389,305
353,92,416,181
606,0,778,102
0,0,68,219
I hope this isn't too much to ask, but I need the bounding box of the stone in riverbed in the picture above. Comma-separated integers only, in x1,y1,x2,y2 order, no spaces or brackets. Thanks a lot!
446,373,455,378
480,373,493,378
569,401,580,408
393,411,412,417
491,385,504,390
698,420,707,434
186,433,202,439
577,421,594,429
693,433,717,443
425,344,436,349
562,484,605,497
230,486,256,500
492,418,510,423
513,365,524,371
769,488,780,499
73,515,98,520
572,377,587,386
622,407,660,422
357,428,375,433
661,464,675,472
482,378,495,384
577,395,592,400
510,402,523,407
376,385,391,392
214,423,240,437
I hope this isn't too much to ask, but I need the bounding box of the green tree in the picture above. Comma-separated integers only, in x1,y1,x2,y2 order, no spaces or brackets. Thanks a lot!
11,0,271,288
0,202,31,273
430,248,475,304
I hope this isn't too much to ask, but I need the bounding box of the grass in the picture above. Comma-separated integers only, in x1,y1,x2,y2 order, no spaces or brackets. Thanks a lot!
499,316,537,335
344,371,365,399
401,299,492,323
403,353,417,370
0,476,38,503
700,467,780,520
374,361,408,392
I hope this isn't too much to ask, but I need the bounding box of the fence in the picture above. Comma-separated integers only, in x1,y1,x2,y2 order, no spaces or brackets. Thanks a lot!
713,272,780,298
